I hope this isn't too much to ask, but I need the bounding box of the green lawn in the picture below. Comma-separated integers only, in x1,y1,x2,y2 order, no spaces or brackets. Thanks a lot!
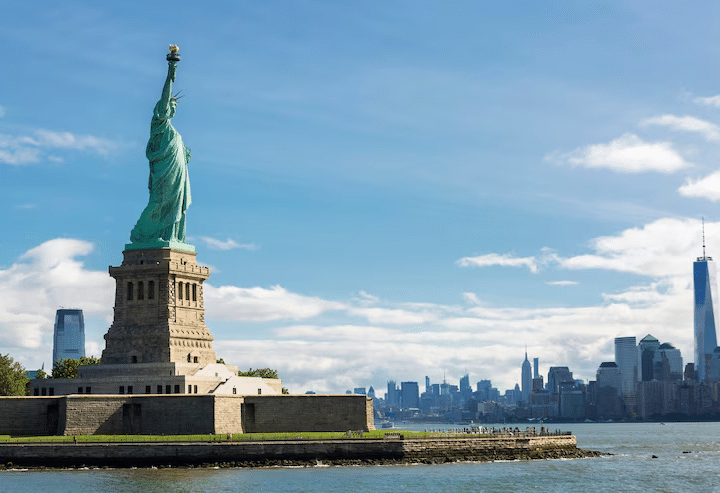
0,430,492,443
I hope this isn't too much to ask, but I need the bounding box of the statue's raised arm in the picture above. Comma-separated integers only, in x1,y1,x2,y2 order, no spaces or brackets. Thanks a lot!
155,53,178,120
127,45,194,252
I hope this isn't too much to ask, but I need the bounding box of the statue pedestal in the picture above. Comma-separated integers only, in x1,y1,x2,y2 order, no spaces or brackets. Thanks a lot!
103,248,215,366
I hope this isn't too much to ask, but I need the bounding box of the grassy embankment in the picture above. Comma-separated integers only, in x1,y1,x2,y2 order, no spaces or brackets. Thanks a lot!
0,430,493,443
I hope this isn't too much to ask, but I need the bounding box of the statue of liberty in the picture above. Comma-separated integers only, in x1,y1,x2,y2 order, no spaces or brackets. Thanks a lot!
128,45,193,251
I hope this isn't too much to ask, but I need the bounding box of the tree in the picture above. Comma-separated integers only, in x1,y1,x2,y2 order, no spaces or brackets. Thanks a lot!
34,368,48,380
51,356,101,379
0,354,29,396
238,368,279,379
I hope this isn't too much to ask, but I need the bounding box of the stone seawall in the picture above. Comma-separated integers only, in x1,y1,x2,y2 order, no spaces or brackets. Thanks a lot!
0,435,598,468
0,394,375,436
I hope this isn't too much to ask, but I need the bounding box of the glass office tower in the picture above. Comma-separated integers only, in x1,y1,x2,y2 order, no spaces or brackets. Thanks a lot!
52,309,85,367
694,256,719,382
614,336,637,398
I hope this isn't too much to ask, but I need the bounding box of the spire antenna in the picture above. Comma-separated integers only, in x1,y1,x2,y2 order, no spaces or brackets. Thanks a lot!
703,216,706,259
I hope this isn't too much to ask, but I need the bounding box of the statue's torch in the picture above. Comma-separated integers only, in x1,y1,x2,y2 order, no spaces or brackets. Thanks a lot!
167,44,180,62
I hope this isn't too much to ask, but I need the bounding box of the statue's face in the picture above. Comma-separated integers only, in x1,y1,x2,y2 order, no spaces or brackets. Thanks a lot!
169,100,177,117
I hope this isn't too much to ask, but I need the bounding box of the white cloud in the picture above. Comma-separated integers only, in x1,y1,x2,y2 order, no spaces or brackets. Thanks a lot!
552,217,701,277
462,292,482,304
346,306,436,325
0,239,113,352
198,236,256,251
32,129,116,154
456,253,538,273
546,133,690,173
693,95,720,108
0,147,41,165
204,284,345,322
679,171,720,201
0,129,117,166
601,280,672,305
640,114,720,141
546,280,579,286
354,290,380,306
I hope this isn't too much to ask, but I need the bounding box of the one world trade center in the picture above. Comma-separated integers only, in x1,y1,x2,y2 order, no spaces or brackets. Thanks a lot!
694,222,719,382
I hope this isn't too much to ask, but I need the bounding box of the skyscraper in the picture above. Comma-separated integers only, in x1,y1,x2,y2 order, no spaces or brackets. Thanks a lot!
400,381,419,409
614,336,636,398
459,374,471,394
694,225,719,382
596,362,621,392
653,343,683,381
637,334,660,382
52,309,85,367
521,351,532,402
547,367,573,394
386,381,399,408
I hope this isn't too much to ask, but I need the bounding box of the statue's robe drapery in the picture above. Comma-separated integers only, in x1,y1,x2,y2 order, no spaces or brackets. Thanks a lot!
130,64,191,244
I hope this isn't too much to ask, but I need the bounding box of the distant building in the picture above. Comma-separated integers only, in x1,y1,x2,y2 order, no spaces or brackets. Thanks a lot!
386,381,399,408
52,309,85,367
533,357,539,379
596,362,621,391
532,376,544,392
475,380,500,403
400,381,419,409
694,244,720,382
559,387,585,420
684,362,697,383
595,362,622,419
353,387,366,395
614,336,637,398
505,384,522,405
437,383,449,398
547,367,573,394
459,374,470,394
521,352,532,403
653,343,683,381
638,334,660,381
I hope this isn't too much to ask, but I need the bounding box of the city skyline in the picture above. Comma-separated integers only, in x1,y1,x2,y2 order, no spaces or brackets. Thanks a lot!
4,2,720,393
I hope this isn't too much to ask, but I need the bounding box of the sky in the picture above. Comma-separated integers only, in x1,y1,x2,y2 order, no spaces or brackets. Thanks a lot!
3,1,720,394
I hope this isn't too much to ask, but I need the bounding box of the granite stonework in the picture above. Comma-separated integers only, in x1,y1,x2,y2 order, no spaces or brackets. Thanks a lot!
104,248,215,366
0,434,592,468
0,394,374,436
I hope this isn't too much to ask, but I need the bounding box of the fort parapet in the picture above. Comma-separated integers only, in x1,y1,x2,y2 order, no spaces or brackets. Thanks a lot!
0,394,375,436
0,434,591,468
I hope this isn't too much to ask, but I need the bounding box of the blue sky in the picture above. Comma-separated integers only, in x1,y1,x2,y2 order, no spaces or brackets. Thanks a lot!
3,1,720,393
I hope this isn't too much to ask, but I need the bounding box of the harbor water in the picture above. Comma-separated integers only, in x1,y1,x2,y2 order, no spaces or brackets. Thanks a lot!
2,422,720,492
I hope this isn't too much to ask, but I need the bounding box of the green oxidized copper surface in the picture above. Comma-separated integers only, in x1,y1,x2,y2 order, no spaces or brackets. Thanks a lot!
126,49,194,253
